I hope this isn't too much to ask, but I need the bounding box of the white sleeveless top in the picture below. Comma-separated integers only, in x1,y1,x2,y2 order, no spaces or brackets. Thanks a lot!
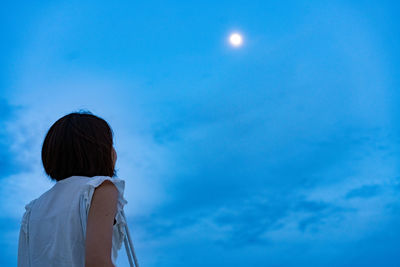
17,175,128,267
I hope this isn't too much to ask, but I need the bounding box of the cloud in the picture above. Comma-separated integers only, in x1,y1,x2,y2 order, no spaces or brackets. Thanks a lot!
0,98,26,179
345,185,382,199
0,218,20,266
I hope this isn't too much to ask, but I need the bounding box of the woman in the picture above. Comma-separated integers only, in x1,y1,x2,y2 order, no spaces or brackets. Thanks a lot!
17,111,128,267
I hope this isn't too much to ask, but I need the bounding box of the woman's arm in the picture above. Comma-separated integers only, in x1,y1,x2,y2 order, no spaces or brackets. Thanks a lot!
85,180,118,267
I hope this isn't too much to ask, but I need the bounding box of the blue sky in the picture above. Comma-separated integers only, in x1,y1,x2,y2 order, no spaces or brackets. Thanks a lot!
1,0,400,266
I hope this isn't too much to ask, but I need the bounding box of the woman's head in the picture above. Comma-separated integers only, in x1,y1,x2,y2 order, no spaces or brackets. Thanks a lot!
42,111,117,182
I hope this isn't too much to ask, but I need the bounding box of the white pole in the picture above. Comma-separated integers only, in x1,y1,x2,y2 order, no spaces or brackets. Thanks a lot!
124,236,134,267
122,209,139,267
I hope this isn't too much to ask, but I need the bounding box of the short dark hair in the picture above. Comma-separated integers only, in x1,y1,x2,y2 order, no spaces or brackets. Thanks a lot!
42,110,116,181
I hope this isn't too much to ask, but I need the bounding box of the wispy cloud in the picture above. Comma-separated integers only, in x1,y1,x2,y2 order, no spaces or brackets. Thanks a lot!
0,98,26,179
345,185,382,199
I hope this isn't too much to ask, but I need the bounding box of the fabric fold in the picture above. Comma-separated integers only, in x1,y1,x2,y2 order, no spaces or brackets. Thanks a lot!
21,199,36,237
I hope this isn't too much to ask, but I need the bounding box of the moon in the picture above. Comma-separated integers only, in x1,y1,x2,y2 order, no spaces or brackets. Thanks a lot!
229,33,243,47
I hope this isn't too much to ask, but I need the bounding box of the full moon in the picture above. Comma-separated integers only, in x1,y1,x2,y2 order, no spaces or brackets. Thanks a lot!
229,33,243,47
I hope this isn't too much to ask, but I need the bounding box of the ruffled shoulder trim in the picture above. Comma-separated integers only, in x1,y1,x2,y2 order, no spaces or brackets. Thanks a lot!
84,176,128,210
